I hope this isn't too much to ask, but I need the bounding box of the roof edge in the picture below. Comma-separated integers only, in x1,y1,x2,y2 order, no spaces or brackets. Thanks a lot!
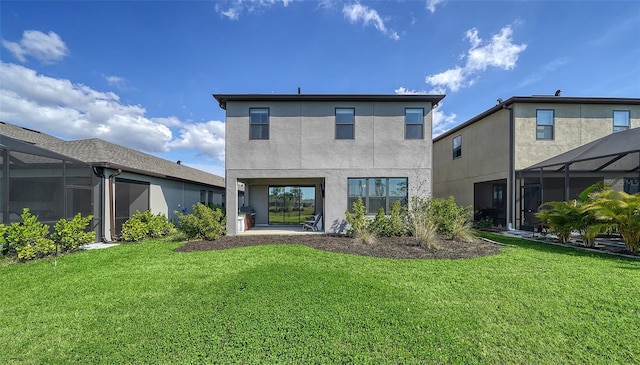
213,93,446,110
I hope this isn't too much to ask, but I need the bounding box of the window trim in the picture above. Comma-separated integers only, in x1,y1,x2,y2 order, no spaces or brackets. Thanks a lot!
405,108,424,140
452,135,462,159
536,109,555,140
249,107,270,140
335,107,355,140
613,110,630,133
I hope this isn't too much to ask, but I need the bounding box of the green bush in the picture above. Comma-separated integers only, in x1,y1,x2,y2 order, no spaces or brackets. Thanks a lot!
121,210,176,242
139,210,175,238
52,214,95,252
345,197,375,244
368,201,408,237
4,208,55,261
408,196,476,245
176,203,226,241
121,212,149,242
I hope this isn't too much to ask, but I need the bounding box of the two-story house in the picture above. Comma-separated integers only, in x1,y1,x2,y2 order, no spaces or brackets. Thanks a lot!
432,96,640,230
215,94,445,235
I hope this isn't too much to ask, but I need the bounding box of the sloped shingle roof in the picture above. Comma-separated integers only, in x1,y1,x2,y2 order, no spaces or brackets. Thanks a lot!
0,121,225,188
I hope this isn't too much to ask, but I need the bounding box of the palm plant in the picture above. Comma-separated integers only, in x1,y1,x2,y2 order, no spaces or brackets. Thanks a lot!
536,201,581,244
584,189,640,253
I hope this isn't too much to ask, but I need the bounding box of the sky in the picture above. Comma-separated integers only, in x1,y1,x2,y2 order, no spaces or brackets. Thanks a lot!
1,0,639,177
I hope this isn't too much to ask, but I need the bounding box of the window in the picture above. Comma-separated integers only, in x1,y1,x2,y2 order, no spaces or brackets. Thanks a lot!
336,108,355,139
250,108,269,139
452,135,462,159
347,177,407,214
405,108,424,139
613,110,630,133
536,109,554,140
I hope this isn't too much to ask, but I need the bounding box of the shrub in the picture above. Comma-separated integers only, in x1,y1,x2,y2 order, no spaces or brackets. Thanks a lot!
408,196,476,246
345,197,375,244
369,201,408,237
121,214,148,242
407,197,439,248
4,208,55,261
176,203,226,241
141,210,175,238
52,214,95,252
121,210,176,242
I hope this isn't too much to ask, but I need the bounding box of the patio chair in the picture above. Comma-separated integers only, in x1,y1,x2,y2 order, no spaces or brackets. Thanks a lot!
303,212,322,231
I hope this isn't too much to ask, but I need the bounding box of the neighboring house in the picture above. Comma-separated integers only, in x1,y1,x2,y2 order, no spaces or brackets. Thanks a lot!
432,96,640,230
0,121,226,241
215,93,445,235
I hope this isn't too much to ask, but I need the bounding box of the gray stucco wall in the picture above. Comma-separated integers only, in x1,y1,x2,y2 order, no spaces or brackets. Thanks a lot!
433,109,510,208
432,101,640,229
514,103,640,169
225,99,435,235
101,169,224,241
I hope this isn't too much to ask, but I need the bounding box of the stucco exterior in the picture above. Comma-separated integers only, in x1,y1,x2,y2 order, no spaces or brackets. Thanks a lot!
217,94,444,236
433,96,640,230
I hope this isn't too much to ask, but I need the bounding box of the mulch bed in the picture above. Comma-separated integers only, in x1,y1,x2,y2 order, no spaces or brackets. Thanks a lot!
176,234,501,260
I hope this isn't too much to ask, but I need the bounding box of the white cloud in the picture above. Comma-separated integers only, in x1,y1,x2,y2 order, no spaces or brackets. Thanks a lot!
169,120,226,163
426,0,445,13
0,61,225,162
394,86,427,95
343,2,399,40
216,0,293,20
426,25,527,93
432,105,457,137
425,67,465,92
1,30,68,64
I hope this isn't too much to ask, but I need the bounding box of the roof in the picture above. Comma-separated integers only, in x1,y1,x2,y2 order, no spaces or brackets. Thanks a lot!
0,121,225,188
213,93,446,110
0,134,86,164
45,139,226,187
434,96,640,142
523,127,640,172
0,121,64,145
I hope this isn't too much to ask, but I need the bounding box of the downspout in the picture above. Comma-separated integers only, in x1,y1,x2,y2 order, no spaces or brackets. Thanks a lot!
108,169,122,241
92,166,106,242
504,103,515,230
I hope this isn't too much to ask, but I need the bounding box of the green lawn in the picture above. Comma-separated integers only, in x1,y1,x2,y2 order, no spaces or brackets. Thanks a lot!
1,233,638,364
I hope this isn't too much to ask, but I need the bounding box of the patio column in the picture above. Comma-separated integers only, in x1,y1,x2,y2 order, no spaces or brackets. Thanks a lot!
226,176,238,236
564,163,570,201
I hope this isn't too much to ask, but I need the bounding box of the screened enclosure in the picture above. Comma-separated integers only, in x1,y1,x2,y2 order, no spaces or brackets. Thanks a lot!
1,135,94,227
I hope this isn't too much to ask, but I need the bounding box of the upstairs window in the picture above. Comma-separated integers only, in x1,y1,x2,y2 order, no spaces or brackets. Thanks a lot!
405,108,424,139
250,108,269,139
452,135,462,159
336,108,355,139
613,110,630,133
536,109,554,140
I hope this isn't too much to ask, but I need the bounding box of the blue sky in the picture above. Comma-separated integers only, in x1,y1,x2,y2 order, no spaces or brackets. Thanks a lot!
1,0,639,177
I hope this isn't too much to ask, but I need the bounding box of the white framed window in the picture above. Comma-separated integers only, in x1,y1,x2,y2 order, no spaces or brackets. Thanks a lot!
405,108,424,139
613,110,630,133
336,108,355,139
250,108,269,139
536,109,554,140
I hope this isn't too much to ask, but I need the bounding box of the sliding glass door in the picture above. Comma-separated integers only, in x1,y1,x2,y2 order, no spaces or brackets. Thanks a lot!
268,186,315,225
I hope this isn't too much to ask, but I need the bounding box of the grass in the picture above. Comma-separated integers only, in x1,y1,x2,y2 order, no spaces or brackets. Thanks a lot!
1,233,639,364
